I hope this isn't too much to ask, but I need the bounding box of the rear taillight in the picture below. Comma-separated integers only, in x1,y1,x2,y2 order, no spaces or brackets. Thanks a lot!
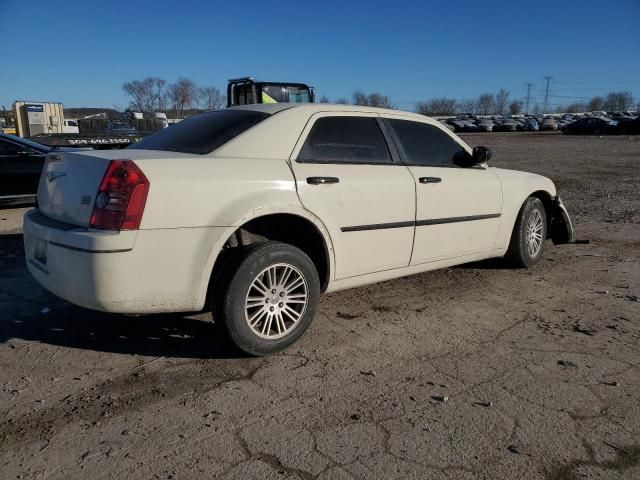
90,160,149,231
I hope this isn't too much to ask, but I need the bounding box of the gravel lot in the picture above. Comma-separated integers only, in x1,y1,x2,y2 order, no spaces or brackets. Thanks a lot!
1,133,639,480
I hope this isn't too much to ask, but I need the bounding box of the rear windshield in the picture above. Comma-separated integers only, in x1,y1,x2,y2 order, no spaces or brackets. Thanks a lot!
129,110,270,154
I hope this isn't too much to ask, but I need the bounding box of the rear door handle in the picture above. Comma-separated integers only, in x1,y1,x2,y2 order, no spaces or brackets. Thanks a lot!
307,176,339,185
419,177,442,184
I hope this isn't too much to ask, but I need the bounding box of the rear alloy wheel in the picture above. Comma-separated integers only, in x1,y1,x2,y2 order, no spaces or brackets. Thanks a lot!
216,242,320,356
245,263,309,340
506,197,547,268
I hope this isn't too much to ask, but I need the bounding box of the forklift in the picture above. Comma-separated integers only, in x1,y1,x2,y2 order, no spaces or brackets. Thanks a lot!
227,77,315,107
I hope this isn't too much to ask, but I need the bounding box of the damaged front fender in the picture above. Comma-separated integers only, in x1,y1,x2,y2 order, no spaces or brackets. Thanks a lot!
551,196,574,245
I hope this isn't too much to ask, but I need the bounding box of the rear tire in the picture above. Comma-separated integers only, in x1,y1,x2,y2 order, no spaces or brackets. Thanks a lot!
506,197,547,268
213,242,320,356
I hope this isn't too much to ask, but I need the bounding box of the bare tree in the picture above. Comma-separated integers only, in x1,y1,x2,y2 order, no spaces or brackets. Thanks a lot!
416,98,457,116
335,98,349,104
587,96,605,112
565,102,587,113
319,95,330,104
509,100,523,115
122,78,151,112
604,91,634,112
532,104,542,115
198,86,224,110
352,91,368,106
122,77,167,112
477,93,496,115
352,91,394,108
150,78,167,111
168,78,198,118
457,99,477,114
495,89,510,115
368,93,393,109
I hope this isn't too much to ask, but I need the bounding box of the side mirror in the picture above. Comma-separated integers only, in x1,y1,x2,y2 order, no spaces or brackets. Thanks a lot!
472,146,492,164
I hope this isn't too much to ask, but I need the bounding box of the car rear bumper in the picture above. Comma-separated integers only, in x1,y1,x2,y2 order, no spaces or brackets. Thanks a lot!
23,209,227,313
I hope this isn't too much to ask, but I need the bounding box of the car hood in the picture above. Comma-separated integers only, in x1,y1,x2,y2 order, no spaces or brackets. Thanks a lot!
491,167,557,197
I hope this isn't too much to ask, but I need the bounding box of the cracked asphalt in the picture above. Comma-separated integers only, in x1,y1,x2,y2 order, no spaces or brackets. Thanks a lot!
1,133,639,479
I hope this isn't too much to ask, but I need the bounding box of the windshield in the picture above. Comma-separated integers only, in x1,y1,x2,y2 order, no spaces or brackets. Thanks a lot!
129,109,270,155
287,86,311,103
260,85,312,104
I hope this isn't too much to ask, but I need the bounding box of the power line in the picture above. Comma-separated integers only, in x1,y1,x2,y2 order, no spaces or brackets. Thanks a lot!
524,82,533,114
542,76,553,114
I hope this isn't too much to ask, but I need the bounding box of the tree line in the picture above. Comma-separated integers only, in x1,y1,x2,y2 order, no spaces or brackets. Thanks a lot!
122,77,635,118
324,89,636,116
122,77,225,117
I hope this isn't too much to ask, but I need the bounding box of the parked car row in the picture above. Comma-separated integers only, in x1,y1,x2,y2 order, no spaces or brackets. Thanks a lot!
438,111,639,135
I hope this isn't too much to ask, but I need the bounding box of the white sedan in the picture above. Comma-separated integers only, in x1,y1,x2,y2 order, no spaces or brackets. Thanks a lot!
23,104,573,355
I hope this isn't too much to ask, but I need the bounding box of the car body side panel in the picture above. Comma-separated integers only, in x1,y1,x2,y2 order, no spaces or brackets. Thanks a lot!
287,111,417,279
489,167,557,255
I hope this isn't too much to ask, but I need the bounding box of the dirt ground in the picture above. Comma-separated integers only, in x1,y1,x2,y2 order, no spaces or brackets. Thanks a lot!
1,132,639,480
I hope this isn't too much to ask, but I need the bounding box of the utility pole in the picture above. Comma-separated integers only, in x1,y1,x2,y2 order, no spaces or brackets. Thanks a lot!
542,76,553,114
524,83,533,114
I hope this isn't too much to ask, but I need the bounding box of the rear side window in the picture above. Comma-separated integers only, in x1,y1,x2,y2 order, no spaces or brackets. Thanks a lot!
388,119,465,166
298,116,392,164
130,110,270,154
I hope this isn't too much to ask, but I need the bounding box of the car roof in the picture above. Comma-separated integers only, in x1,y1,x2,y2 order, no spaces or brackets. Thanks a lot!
229,102,428,120
215,102,469,160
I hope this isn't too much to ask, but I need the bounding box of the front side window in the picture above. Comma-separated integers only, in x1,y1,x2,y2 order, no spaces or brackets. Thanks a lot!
298,116,392,164
388,119,465,167
129,110,270,155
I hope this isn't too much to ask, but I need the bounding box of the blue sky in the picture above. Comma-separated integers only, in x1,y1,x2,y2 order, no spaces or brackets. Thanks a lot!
1,0,639,111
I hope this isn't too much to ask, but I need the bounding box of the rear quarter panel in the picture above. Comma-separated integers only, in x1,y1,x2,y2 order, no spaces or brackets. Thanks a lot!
135,156,302,229
133,155,335,307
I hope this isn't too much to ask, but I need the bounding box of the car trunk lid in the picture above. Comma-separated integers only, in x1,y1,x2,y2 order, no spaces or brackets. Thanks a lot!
37,151,112,227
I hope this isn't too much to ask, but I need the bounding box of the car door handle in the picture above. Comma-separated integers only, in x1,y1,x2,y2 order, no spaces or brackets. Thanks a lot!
419,177,442,184
307,176,339,185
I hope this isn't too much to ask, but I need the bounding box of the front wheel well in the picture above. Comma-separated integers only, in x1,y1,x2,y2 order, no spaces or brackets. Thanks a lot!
529,190,553,238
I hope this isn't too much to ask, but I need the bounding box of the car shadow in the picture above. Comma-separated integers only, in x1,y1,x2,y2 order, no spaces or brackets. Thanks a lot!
1,306,246,360
1,232,245,359
0,233,24,253
453,257,514,270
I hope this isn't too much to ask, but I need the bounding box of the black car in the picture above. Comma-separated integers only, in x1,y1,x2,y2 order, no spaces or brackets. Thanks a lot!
563,117,618,135
618,117,640,135
0,133,55,205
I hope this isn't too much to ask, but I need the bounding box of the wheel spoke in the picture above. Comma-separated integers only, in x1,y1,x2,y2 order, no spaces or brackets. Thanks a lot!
246,296,266,308
278,313,287,334
253,278,269,296
249,308,267,327
262,314,273,335
267,267,276,289
283,305,301,321
285,277,304,293
278,266,293,287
